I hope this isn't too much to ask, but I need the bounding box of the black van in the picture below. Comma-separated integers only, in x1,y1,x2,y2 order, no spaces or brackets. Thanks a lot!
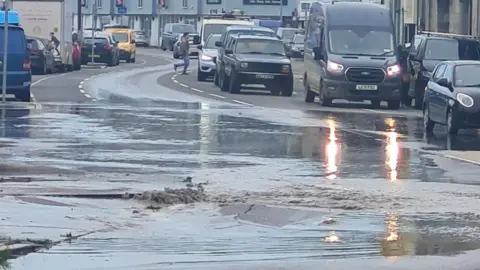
303,2,402,109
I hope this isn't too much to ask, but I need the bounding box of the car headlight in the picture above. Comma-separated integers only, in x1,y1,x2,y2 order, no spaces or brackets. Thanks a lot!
387,64,400,76
327,60,343,72
201,55,212,61
281,64,290,73
240,62,248,68
457,93,474,108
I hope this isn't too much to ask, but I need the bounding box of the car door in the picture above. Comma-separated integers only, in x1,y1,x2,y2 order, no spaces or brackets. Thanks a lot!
162,24,172,45
408,36,424,96
427,63,447,123
434,64,454,124
38,39,53,66
224,39,236,77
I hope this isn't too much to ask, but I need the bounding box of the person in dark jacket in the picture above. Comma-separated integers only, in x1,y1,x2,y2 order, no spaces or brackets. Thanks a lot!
173,32,190,75
50,32,60,56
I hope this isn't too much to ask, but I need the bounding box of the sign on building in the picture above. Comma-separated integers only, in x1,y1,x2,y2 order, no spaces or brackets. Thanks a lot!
243,0,288,5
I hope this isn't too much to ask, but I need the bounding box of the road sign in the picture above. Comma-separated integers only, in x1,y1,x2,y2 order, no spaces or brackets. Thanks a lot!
118,6,127,14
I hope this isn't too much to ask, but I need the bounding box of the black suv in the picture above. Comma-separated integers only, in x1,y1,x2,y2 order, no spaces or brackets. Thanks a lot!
216,35,293,96
407,31,480,109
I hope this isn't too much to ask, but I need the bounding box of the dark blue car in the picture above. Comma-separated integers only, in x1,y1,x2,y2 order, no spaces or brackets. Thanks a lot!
0,16,32,102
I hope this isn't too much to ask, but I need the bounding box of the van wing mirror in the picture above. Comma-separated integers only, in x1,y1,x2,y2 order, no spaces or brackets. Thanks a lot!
225,49,233,55
215,41,223,47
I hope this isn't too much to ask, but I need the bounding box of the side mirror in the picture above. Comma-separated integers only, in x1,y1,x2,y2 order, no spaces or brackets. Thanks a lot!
277,35,282,39
437,78,452,89
405,43,411,50
215,41,223,47
131,40,136,44
313,46,323,60
197,44,202,50
225,49,233,55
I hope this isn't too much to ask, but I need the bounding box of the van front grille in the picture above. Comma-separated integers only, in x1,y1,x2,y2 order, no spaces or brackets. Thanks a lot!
345,68,385,84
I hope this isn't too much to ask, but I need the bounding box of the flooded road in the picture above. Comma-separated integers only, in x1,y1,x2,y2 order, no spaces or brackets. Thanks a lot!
2,97,480,269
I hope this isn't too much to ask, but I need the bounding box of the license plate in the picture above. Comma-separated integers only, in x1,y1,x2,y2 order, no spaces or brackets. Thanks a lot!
356,85,377,90
88,54,100,58
256,74,274,79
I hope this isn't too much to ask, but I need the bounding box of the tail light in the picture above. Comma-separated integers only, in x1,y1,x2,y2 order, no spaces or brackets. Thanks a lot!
104,42,112,50
23,59,31,71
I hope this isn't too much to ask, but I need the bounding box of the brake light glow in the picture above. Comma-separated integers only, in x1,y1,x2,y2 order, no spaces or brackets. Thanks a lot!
23,60,31,71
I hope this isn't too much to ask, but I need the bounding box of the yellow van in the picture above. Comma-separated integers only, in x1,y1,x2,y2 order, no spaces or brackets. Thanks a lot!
103,24,136,63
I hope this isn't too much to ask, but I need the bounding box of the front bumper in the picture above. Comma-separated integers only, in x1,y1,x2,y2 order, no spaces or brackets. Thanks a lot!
189,47,200,56
81,53,111,64
323,76,402,101
454,105,480,128
238,72,293,87
199,58,216,75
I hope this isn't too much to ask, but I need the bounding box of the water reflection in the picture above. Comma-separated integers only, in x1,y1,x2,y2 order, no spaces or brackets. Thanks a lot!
325,119,340,180
385,118,399,181
381,213,416,257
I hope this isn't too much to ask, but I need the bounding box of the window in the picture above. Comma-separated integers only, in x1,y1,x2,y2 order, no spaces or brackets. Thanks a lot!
112,33,129,42
443,65,453,80
409,37,422,55
183,0,188,8
207,0,221,4
0,28,26,53
433,64,446,81
234,39,286,55
454,64,480,87
328,27,394,56
96,0,102,8
425,39,459,60
172,24,195,33
205,34,221,48
137,0,143,8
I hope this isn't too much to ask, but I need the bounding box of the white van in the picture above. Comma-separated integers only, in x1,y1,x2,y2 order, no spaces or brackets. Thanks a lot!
200,14,254,45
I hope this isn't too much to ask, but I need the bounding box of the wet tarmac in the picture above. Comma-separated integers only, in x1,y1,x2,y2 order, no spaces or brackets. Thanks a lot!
3,96,480,268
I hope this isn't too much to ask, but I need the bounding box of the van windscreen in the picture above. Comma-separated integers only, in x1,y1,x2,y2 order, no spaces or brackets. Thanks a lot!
0,28,26,53
328,26,394,56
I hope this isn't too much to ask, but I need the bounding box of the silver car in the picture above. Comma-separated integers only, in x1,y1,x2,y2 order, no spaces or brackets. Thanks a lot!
133,31,149,47
196,34,221,81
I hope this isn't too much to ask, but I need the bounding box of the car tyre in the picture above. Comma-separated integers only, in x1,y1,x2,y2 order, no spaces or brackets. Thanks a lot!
414,82,424,110
387,100,401,110
197,69,207,81
160,39,166,50
446,108,459,135
371,100,381,109
318,80,332,106
229,70,241,94
220,70,229,92
18,90,31,102
214,70,219,86
281,83,293,97
423,105,435,133
304,74,315,103
131,57,136,63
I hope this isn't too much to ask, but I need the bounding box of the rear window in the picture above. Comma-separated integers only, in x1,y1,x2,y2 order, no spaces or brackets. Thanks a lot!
112,33,129,42
83,38,107,45
230,29,276,37
0,28,26,53
27,39,39,50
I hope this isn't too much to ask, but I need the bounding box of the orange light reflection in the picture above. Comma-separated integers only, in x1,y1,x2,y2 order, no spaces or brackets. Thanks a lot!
325,119,339,179
385,119,399,181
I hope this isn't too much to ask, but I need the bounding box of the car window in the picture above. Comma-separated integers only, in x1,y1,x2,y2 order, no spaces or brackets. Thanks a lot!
425,39,459,60
112,33,128,42
36,40,45,50
83,37,108,45
172,24,195,33
293,34,304,44
27,39,39,50
0,28,27,53
164,24,171,32
205,34,221,48
235,39,285,55
203,24,239,42
433,64,446,81
410,37,422,55
454,64,480,86
443,65,453,80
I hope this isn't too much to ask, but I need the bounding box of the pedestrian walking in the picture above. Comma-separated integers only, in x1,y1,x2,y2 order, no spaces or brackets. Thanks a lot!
173,32,190,75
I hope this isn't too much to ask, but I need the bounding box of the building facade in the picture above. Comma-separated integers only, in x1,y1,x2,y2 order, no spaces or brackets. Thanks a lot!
78,0,299,46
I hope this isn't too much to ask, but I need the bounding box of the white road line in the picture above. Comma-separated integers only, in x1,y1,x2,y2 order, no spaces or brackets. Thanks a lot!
443,155,480,166
191,88,204,93
179,83,189,88
232,100,253,106
363,108,380,113
209,93,225,99
79,89,86,93
173,79,178,83
83,93,92,98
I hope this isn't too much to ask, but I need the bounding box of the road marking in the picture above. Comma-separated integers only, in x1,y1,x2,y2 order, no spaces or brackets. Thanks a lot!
232,100,253,106
209,93,225,99
179,83,189,88
191,88,204,93
173,79,178,83
83,93,92,98
443,154,480,166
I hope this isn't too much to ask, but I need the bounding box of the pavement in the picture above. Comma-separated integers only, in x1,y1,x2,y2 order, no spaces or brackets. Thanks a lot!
1,48,480,269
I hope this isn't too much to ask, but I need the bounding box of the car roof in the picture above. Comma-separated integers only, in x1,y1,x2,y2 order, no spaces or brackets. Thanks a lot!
449,60,480,65
234,35,280,41
323,2,390,26
203,19,254,25
226,25,274,32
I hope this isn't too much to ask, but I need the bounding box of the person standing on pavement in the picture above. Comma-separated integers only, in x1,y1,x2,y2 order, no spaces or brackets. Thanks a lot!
173,32,190,75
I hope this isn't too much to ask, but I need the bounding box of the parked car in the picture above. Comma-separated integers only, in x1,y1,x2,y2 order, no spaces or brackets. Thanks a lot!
276,27,303,44
26,36,55,74
285,33,304,58
196,33,221,81
133,30,149,47
423,60,480,135
173,33,201,58
81,32,120,66
406,31,480,109
103,25,136,63
160,23,200,51
0,22,32,102
217,35,293,96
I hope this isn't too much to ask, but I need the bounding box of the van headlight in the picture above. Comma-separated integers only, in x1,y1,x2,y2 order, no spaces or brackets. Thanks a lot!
201,55,212,61
327,60,343,72
387,64,401,76
457,93,474,108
